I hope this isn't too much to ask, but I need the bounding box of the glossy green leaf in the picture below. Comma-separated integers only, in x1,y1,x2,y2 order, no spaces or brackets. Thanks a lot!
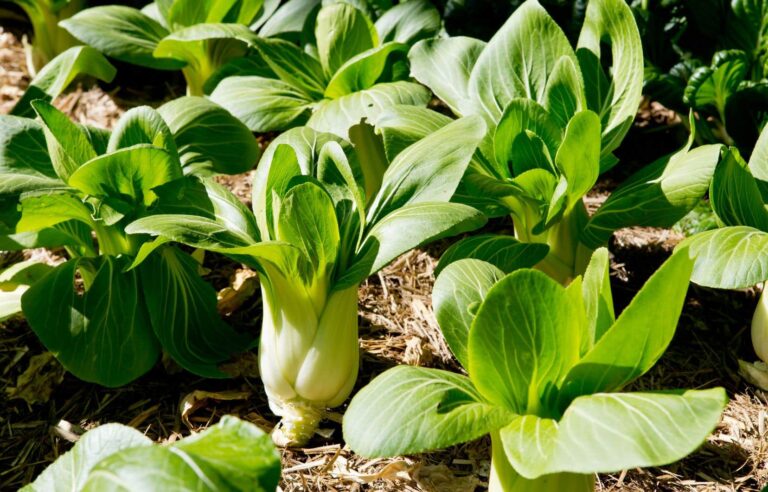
209,76,312,132
580,247,614,347
558,249,693,403
710,148,768,230
436,234,549,276
11,46,116,118
374,0,440,45
684,50,748,117
469,269,580,414
21,424,152,492
408,36,486,116
0,260,53,321
684,226,768,289
21,257,160,386
433,259,505,368
139,247,253,378
324,42,407,98
582,144,721,249
0,116,60,194
555,111,601,205
33,100,97,183
493,99,561,175
316,2,375,76
343,365,513,457
468,0,576,123
543,56,586,129
501,388,727,478
108,106,178,156
157,96,260,175
252,37,327,98
16,192,94,233
61,6,186,70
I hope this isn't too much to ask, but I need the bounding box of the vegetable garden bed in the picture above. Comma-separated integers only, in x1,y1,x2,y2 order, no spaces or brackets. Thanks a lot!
2,1,768,490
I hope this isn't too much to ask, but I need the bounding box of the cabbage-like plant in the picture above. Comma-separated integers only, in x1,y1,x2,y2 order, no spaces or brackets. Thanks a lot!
0,97,260,386
22,416,280,492
379,0,721,284
208,0,440,136
8,0,84,75
682,126,768,387
59,0,305,95
127,117,487,446
344,248,727,492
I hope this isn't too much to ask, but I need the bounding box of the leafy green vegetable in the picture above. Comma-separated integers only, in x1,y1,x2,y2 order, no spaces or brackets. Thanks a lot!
402,0,720,283
9,0,85,75
681,125,768,378
0,259,53,321
22,416,280,492
60,0,289,95
209,0,439,135
344,248,727,491
0,99,259,386
127,117,487,446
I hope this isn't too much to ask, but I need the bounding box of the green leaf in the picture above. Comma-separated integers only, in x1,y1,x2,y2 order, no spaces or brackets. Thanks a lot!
749,117,768,182
344,202,486,287
257,0,320,38
276,181,340,277
11,46,116,118
165,0,239,27
436,234,549,276
316,2,375,76
582,144,721,249
0,116,59,194
468,0,576,123
367,116,486,223
68,145,181,209
152,22,256,68
324,42,408,98
710,148,768,230
252,37,327,99
21,424,152,492
408,36,486,117
126,214,253,250
684,50,748,118
374,105,454,161
576,0,643,156
543,56,586,129
555,111,601,206
157,96,260,175
343,365,514,457
108,106,178,157
83,417,279,491
558,249,693,404
374,0,440,45
683,226,768,289
307,81,430,139
501,388,726,478
493,99,561,176
61,6,185,70
139,247,253,378
469,269,581,414
33,100,97,183
16,192,94,233
209,76,312,132
433,259,505,368
0,260,53,322
21,257,160,386
581,247,614,347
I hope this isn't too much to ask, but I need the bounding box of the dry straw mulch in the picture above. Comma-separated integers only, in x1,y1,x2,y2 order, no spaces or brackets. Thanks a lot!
1,27,767,492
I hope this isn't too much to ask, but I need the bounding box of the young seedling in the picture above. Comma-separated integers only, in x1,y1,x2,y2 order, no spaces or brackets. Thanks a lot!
128,117,488,446
344,248,727,491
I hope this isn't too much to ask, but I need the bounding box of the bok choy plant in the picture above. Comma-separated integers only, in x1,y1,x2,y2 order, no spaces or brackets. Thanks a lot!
384,0,721,284
344,248,727,492
59,0,295,95
127,116,487,446
208,0,440,136
0,97,260,386
8,0,84,75
681,126,768,388
22,416,280,491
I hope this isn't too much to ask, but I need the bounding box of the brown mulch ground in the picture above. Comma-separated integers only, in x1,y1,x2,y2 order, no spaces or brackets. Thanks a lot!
1,27,767,492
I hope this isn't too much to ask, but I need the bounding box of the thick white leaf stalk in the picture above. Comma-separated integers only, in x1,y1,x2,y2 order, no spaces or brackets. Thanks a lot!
752,287,768,363
489,433,593,492
259,268,359,447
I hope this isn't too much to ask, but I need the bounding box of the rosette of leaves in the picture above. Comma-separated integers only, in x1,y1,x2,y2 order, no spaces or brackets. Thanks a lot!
681,126,768,388
344,248,727,492
59,0,312,95
22,416,280,492
127,117,487,446
7,0,85,75
0,97,260,386
208,0,440,136
376,0,720,284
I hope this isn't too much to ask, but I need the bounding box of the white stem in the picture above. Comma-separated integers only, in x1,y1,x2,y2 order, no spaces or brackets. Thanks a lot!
752,286,768,363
